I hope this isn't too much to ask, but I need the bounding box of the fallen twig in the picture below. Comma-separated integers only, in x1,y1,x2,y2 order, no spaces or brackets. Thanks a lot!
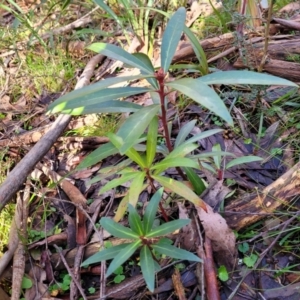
0,53,105,212
224,161,300,230
11,183,30,300
53,244,87,300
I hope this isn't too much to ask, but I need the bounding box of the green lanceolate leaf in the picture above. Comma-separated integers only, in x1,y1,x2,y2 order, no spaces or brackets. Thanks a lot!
93,0,124,29
182,129,223,145
166,78,233,125
81,243,131,267
106,132,122,149
165,143,198,159
106,240,142,277
124,148,147,167
146,219,190,238
226,156,262,169
212,143,222,170
146,116,159,167
175,120,197,147
114,193,130,222
107,132,147,167
152,242,202,262
191,151,235,160
132,53,158,89
100,217,139,239
128,204,144,235
143,188,163,233
47,75,146,114
183,26,208,75
49,86,152,114
152,175,206,209
183,167,206,195
201,162,217,174
117,104,160,154
151,157,200,175
88,43,154,74
140,245,155,292
77,142,118,170
64,100,141,115
161,7,186,72
198,70,298,86
99,172,138,194
89,159,132,184
128,172,146,207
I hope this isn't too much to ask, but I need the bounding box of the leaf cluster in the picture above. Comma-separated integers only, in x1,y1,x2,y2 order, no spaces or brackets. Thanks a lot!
48,6,297,292
81,188,202,292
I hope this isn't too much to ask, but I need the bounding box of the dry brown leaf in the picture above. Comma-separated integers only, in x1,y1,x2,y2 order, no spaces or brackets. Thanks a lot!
197,205,237,271
178,203,198,251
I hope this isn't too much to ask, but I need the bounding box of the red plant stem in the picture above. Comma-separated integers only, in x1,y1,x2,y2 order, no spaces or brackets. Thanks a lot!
155,69,187,181
157,72,173,152
159,202,169,223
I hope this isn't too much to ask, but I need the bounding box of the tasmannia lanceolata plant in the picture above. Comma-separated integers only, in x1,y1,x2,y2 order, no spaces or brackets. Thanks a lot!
81,188,202,292
200,143,263,180
48,7,297,218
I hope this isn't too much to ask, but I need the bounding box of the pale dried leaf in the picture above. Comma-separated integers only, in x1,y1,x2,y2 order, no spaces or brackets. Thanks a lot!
197,205,236,270
178,203,198,251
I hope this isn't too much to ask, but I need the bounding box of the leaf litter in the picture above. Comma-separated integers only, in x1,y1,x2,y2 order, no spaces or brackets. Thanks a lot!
1,1,300,299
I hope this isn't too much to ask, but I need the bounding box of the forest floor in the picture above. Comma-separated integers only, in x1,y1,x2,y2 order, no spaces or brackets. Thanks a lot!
1,0,300,299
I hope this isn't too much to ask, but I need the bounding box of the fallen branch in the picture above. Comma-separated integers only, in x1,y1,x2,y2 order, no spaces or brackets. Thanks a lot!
11,183,30,300
0,53,105,212
224,161,300,231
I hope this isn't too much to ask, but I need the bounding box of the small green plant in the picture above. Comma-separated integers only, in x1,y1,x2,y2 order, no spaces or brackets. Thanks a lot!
49,273,72,294
200,143,263,180
48,7,296,218
218,265,229,282
243,253,258,268
238,242,250,254
88,287,96,294
21,275,33,290
112,266,125,283
81,188,202,292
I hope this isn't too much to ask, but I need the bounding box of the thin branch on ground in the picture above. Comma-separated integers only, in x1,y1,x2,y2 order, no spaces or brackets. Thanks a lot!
0,53,105,212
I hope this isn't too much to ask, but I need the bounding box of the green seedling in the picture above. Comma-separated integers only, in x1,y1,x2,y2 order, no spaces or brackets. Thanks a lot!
243,253,258,268
200,143,263,180
81,188,202,292
218,265,229,282
21,276,33,290
238,242,250,254
88,287,96,294
49,273,72,294
112,266,125,284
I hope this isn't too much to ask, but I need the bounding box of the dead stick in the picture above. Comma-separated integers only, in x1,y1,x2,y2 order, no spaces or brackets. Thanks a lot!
0,53,105,212
203,237,221,300
70,198,103,299
224,161,300,231
11,183,30,300
53,244,87,300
